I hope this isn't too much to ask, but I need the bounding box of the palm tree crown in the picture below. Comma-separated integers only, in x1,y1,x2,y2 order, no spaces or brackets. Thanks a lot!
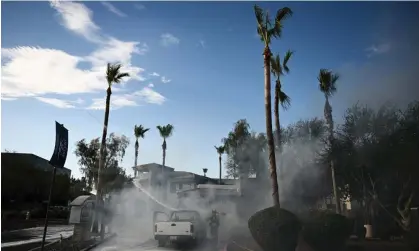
271,50,294,110
215,145,225,155
318,69,340,98
156,124,174,139
106,63,130,87
254,5,293,47
134,125,150,140
271,50,293,77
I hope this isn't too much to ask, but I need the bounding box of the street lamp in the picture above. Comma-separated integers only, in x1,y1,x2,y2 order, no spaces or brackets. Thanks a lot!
203,168,208,177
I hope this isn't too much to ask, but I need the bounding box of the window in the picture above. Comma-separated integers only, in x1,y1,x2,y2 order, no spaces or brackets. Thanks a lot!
171,211,199,221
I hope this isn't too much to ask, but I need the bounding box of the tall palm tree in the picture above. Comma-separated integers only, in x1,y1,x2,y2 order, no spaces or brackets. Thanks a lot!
214,145,225,184
254,4,293,206
95,63,129,238
271,50,293,149
133,125,150,177
156,124,174,169
318,68,341,214
271,51,293,193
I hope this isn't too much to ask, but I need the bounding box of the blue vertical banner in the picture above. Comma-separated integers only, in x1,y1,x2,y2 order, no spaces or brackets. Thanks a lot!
49,121,68,168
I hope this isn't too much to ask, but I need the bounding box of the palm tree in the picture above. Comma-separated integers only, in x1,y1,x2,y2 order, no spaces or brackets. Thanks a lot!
254,4,293,206
214,145,225,184
318,68,341,214
95,63,129,238
271,50,293,149
271,51,293,193
133,125,150,177
156,124,174,169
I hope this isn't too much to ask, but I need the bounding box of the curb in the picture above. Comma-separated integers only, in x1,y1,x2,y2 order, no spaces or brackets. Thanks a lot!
81,233,117,251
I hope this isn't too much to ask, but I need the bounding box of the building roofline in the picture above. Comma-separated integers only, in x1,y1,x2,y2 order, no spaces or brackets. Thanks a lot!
133,163,175,172
1,152,71,172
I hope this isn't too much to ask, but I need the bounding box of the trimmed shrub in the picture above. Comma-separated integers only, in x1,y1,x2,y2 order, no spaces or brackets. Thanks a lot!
248,206,301,251
300,210,351,251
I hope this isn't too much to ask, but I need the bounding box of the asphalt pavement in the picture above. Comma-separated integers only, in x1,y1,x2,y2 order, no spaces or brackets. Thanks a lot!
92,235,223,251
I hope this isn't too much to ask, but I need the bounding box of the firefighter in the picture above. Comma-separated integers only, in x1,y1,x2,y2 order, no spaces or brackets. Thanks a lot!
207,209,220,245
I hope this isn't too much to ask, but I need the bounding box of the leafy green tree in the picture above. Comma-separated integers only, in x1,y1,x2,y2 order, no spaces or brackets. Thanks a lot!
247,132,268,179
254,4,293,206
75,133,130,191
214,145,225,184
75,132,130,235
318,68,341,213
69,177,90,201
156,124,175,168
223,120,267,179
330,102,419,232
96,63,129,237
223,119,251,178
133,125,150,176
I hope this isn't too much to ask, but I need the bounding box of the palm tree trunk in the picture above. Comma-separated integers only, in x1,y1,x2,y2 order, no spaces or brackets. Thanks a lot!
161,139,167,199
219,155,222,185
95,86,112,239
162,139,166,167
134,140,139,177
324,95,341,214
264,46,280,206
274,82,281,148
274,81,282,190
331,160,341,213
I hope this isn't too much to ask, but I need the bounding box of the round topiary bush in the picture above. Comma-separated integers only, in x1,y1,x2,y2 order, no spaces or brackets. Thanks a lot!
301,210,351,251
248,206,301,251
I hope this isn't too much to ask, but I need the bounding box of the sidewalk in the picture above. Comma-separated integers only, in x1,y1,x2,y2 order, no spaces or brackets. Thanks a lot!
1,225,74,247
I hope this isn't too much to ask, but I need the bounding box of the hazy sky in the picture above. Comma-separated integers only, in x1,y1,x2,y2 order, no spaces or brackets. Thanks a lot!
2,1,418,178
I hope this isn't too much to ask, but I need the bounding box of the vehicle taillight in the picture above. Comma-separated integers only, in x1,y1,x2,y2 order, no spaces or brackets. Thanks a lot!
155,224,157,232
190,224,194,233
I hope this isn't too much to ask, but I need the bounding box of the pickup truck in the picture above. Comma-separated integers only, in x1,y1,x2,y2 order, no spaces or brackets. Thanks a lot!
154,210,207,247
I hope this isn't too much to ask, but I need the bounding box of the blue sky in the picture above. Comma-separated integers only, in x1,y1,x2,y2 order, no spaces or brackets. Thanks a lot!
2,1,419,179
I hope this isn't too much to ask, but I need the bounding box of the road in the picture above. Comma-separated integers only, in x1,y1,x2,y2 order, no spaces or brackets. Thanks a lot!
92,233,221,251
1,225,74,248
93,240,221,251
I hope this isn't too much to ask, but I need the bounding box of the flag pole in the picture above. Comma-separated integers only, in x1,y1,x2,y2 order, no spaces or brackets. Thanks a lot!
40,165,57,251
40,121,68,251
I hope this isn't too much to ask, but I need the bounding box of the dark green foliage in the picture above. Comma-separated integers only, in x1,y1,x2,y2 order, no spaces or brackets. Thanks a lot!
69,176,91,200
222,119,268,179
326,101,419,232
74,133,131,194
248,206,301,251
301,210,351,251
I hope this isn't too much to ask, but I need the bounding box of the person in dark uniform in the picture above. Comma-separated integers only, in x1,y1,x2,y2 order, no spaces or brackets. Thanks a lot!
207,210,220,246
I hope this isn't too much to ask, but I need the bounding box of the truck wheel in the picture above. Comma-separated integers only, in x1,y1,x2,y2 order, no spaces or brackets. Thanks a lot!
158,240,165,247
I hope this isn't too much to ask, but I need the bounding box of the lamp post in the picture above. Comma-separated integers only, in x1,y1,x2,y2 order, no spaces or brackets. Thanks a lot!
203,168,208,177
